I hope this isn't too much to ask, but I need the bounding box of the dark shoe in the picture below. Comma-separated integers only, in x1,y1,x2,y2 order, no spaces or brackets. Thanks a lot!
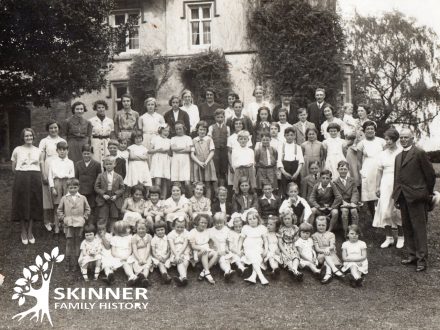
181,277,188,286
224,270,234,282
355,276,364,287
135,273,145,286
103,272,114,285
174,276,184,287
291,271,303,282
347,274,357,288
241,267,252,278
401,258,417,266
272,267,280,279
321,275,332,284
127,278,136,287
416,265,427,272
141,278,150,288
319,265,327,280
161,272,172,284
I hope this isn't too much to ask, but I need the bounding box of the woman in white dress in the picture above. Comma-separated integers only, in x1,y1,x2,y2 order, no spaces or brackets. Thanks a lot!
39,120,66,231
180,90,199,134
138,97,165,153
89,100,114,164
373,128,404,249
321,105,345,140
357,121,385,218
323,122,347,179
245,85,271,124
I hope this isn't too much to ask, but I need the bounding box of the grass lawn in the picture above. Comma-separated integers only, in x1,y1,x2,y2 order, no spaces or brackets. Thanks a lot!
0,166,439,329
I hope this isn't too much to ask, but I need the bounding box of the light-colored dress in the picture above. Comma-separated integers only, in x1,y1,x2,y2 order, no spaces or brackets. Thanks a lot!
167,229,191,263
373,147,402,228
101,235,134,270
321,117,345,140
78,237,102,268
341,240,368,274
188,228,212,262
189,196,212,216
171,135,193,182
138,112,165,150
149,135,171,180
358,137,385,201
295,237,318,267
245,101,271,124
323,137,346,179
89,116,114,164
209,226,237,262
164,196,189,222
180,104,200,133
277,225,300,268
227,133,252,185
128,233,153,273
151,235,171,268
124,144,152,187
312,231,341,265
191,136,217,182
39,135,66,209
265,232,282,264
240,224,268,269
122,197,146,227
301,140,324,177
227,230,242,258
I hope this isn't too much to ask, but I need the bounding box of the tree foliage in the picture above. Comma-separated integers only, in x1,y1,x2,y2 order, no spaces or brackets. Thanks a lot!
0,0,133,108
127,51,171,114
247,0,345,105
346,11,440,136
178,50,232,104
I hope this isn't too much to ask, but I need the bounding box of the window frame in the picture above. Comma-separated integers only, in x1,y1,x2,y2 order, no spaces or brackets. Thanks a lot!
109,9,141,53
187,3,212,48
110,82,130,114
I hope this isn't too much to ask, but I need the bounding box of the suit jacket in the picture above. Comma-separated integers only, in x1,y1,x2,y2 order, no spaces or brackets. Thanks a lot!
231,193,259,213
309,182,342,209
163,109,191,137
258,195,282,219
211,200,233,217
292,121,316,145
75,159,101,195
57,194,90,227
272,104,298,125
94,172,125,208
392,146,436,203
301,174,319,202
114,157,126,179
307,102,329,140
333,177,359,203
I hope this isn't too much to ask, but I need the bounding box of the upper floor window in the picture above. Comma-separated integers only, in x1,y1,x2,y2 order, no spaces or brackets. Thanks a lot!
110,10,140,52
189,5,212,46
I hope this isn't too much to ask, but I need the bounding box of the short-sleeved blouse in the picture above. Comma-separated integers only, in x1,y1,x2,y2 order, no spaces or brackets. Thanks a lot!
342,240,367,258
164,196,189,209
39,136,66,160
240,225,268,239
138,112,165,135
11,146,41,171
180,104,200,132
188,228,210,246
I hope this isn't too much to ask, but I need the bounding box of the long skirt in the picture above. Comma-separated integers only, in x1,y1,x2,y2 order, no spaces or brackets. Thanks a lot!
67,137,89,163
11,171,43,222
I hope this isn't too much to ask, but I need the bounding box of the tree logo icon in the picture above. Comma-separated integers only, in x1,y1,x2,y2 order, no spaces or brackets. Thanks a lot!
12,247,64,327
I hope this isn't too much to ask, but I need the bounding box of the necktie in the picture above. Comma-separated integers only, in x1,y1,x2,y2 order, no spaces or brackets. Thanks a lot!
341,178,346,186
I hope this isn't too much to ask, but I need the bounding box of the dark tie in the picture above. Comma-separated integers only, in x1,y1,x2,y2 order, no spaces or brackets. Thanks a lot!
401,150,408,165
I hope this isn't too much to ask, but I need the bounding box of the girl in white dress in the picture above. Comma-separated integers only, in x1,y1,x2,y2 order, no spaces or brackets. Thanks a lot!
238,209,269,285
39,120,66,231
151,221,172,284
78,224,102,281
357,121,385,217
295,222,321,277
342,103,357,138
168,217,191,286
341,224,368,288
226,214,248,275
89,100,114,164
321,105,345,140
245,85,271,124
323,123,347,179
149,124,171,199
121,185,146,228
209,213,235,281
164,183,190,229
138,97,165,152
189,214,218,284
227,119,252,186
170,121,193,195
124,131,152,191
265,216,282,277
129,220,152,288
180,90,200,134
373,128,404,249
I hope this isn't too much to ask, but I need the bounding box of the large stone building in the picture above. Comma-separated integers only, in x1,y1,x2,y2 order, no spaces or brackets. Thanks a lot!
1,0,350,157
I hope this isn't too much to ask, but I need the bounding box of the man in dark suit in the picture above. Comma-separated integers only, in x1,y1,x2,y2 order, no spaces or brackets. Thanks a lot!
272,87,298,125
307,88,329,141
392,128,436,272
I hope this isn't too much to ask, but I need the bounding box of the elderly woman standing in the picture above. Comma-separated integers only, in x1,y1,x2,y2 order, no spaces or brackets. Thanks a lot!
89,100,114,164
39,120,66,231
357,121,385,218
62,101,92,162
180,90,200,134
138,97,165,151
373,128,404,249
11,128,43,244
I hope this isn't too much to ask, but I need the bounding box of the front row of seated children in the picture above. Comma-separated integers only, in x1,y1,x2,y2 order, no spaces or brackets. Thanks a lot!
75,208,368,289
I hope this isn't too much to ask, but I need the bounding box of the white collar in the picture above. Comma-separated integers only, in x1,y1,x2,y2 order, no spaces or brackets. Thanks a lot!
107,171,114,176
289,197,301,206
261,194,276,201
318,183,330,190
67,192,80,197
403,145,413,151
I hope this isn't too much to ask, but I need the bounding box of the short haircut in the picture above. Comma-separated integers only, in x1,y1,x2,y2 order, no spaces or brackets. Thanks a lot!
305,127,319,138
277,108,288,115
384,128,400,142
96,218,107,230
262,181,273,188
260,133,271,140
67,178,80,187
136,219,148,230
252,85,264,97
232,99,243,107
144,97,157,109
228,92,239,100
149,185,161,196
71,101,87,114
84,223,96,234
237,130,250,139
315,88,326,94
193,214,211,227
170,181,182,192
81,144,92,153
174,120,187,132
284,127,295,136
362,120,377,131
56,141,68,150
315,215,327,225
347,224,362,237
320,169,332,178
217,186,228,195
196,120,209,131
327,122,341,132
357,104,371,115
337,160,349,169
154,221,167,232
299,222,313,233
113,220,128,236
102,156,116,164
168,95,181,107
298,107,307,114
121,94,133,104
213,212,226,223
214,108,225,117
270,122,280,131
45,120,60,132
287,182,299,192
131,130,143,144
118,137,128,145
20,128,36,142
308,160,320,169
93,100,108,110
205,88,216,97
130,184,145,196
107,139,119,148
